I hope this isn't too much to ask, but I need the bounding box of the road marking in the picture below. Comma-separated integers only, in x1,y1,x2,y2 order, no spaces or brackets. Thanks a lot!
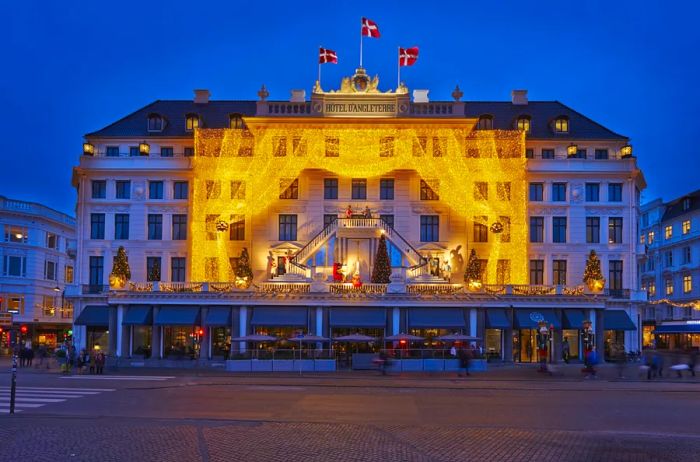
60,375,174,381
0,387,116,392
0,386,114,413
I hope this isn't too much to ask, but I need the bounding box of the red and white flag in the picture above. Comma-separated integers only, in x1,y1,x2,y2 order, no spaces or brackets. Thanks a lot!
399,47,419,66
319,47,338,64
361,17,380,38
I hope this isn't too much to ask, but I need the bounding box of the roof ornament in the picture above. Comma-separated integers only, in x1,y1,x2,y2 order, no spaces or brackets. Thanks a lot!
257,84,269,102
451,85,463,102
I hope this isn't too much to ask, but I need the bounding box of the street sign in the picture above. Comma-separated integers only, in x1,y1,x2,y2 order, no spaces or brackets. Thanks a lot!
0,312,12,327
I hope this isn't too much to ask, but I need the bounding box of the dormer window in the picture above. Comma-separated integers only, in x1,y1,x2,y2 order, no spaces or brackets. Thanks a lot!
477,115,493,130
683,198,691,211
516,116,531,133
185,114,200,131
554,116,569,133
147,114,164,132
229,114,245,129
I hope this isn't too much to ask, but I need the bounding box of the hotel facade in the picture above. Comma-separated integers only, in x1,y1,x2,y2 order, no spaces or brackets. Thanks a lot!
70,70,646,366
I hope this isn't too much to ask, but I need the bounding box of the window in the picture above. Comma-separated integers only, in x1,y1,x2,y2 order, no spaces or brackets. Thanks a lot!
683,246,691,264
205,257,219,280
432,137,446,157
586,217,600,244
114,214,129,239
230,181,245,199
324,214,337,227
473,216,488,243
496,182,511,201
185,114,200,131
280,178,299,199
380,214,394,228
65,265,74,283
147,114,163,132
552,183,566,202
90,213,105,240
3,256,26,277
230,214,245,240
530,217,544,243
325,137,339,157
420,215,439,242
89,256,103,286
160,147,174,157
279,214,298,241
496,260,510,285
230,114,245,129
683,220,691,235
594,149,609,160
683,198,691,210
665,251,673,267
205,215,219,240
529,183,543,201
647,258,655,272
608,217,623,244
379,137,394,157
516,116,530,133
172,214,187,240
148,181,164,200
184,147,194,157
553,260,567,285
541,149,555,159
552,217,567,243
465,147,480,158
413,137,427,156
106,146,120,157
292,137,306,156
525,148,534,159
6,296,24,314
380,179,394,200
608,183,623,202
324,179,338,200
238,132,254,157
205,180,221,199
115,180,131,199
665,278,673,296
684,275,693,294
473,182,488,201
572,148,586,159
129,146,139,157
499,216,511,243
171,257,186,282
609,260,623,290
665,225,673,240
648,231,655,244
92,180,106,199
174,181,188,200
648,281,656,297
148,214,163,240
4,225,27,243
554,116,569,133
585,183,600,202
351,179,367,200
46,232,58,249
477,115,493,130
44,260,57,281
529,260,544,285
146,257,161,282
272,136,287,157
42,296,56,317
420,179,439,200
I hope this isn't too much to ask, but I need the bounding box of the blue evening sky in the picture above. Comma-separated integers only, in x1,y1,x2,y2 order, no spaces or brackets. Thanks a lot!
3,1,698,215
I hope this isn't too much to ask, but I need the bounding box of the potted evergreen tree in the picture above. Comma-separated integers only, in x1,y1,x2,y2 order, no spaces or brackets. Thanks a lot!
109,246,131,289
371,234,392,284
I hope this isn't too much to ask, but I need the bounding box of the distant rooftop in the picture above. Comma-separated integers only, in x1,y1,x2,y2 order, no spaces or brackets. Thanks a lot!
0,195,76,228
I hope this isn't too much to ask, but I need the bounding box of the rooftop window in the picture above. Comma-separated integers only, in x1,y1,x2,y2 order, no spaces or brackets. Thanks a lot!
147,114,164,132
229,114,245,129
516,116,531,133
553,116,569,133
185,114,200,131
477,115,493,130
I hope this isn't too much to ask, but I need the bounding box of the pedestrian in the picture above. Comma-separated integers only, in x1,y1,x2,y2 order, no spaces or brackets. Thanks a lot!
615,344,627,379
585,346,598,379
95,351,105,375
89,350,97,374
689,349,698,378
652,352,664,378
18,346,26,368
562,338,570,364
37,344,47,368
26,347,34,367
458,347,471,377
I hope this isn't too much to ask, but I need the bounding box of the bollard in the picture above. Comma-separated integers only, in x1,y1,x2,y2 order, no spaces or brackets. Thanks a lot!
10,354,17,414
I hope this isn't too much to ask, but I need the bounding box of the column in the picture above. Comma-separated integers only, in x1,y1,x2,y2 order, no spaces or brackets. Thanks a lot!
230,307,240,354
116,305,125,358
108,305,118,357
392,307,400,335
199,307,210,360
504,307,514,362
315,307,323,336
595,309,605,362
469,308,477,338
239,306,248,353
151,306,162,359
553,318,563,363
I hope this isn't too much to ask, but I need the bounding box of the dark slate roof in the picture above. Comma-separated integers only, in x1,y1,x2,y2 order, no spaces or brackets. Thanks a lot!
661,189,700,221
86,99,626,140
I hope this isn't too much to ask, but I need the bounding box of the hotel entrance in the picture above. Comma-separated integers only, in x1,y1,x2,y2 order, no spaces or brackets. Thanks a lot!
513,329,538,363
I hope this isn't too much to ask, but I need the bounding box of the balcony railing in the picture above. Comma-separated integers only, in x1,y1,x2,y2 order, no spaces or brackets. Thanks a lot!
329,283,388,295
82,284,109,295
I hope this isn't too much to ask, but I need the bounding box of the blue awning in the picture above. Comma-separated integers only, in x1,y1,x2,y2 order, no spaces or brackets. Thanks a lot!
154,306,201,326
122,305,153,325
562,310,586,329
250,307,308,326
603,310,637,331
485,309,510,329
329,308,386,327
654,324,700,334
205,306,232,326
74,305,110,327
514,310,561,330
409,308,466,328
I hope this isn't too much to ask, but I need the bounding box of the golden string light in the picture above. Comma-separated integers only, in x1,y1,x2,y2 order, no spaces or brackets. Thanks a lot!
648,298,700,310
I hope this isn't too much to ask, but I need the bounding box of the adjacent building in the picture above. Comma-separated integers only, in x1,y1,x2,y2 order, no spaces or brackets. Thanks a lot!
0,196,76,353
69,69,647,366
638,190,700,349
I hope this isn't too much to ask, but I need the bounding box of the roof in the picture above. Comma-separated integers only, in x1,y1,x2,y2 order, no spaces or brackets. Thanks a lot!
86,99,627,141
661,189,700,221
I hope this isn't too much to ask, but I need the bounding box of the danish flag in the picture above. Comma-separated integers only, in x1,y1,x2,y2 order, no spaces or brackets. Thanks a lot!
361,17,380,38
319,47,338,64
399,47,419,66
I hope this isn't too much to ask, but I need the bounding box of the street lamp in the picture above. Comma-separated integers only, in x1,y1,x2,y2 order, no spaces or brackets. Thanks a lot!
83,142,95,156
566,143,578,158
139,141,150,156
620,144,633,158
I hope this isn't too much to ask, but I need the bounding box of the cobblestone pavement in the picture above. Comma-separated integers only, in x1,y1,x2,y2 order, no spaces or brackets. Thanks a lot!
1,415,699,462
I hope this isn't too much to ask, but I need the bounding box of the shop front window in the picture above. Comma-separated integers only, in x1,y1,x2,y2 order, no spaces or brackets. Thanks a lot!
513,330,538,363
254,326,308,358
163,326,198,359
87,327,109,352
132,326,152,358
484,329,502,360
604,330,625,360
642,325,655,349
330,327,383,354
562,330,580,360
211,327,231,358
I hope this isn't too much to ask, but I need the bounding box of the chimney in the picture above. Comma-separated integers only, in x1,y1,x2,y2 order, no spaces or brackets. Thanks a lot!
290,89,306,102
194,89,210,104
412,89,430,103
511,89,528,105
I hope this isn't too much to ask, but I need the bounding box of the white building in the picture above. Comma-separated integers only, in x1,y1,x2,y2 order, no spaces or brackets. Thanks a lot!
69,70,646,366
0,196,76,352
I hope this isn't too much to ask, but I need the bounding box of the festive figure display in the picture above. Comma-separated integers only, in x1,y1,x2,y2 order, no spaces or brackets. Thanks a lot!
147,258,161,282
332,262,346,282
345,205,353,218
464,249,482,291
442,260,452,281
109,246,131,289
536,321,552,373
582,319,596,373
583,249,605,292
363,206,372,218
284,249,293,274
371,234,392,283
449,245,464,282
266,252,276,279
234,247,253,288
351,271,363,288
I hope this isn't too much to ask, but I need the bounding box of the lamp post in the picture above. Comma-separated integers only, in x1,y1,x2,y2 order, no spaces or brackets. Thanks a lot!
566,143,578,158
620,144,633,158
138,141,150,156
82,142,95,156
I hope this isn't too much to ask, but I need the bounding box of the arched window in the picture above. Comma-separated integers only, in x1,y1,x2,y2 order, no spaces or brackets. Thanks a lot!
553,116,569,133
185,113,200,131
516,115,531,133
229,114,245,129
477,115,493,130
147,114,164,132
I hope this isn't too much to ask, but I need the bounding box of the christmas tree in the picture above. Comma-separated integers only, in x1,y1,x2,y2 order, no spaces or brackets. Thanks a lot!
235,247,254,286
148,259,161,282
110,246,131,287
371,234,392,284
583,249,605,287
464,249,481,282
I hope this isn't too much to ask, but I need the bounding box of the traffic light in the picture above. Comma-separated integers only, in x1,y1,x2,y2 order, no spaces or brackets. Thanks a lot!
20,325,28,334
68,329,73,336
0,327,4,334
197,328,204,336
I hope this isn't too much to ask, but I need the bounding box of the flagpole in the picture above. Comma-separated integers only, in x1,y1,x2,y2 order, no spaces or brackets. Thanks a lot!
359,17,363,68
318,46,321,87
397,47,401,90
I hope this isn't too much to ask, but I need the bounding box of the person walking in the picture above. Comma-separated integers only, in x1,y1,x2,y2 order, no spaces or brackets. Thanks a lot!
562,338,570,364
585,346,598,379
26,347,34,367
689,349,698,378
89,350,97,374
37,344,47,369
95,351,106,375
458,347,471,377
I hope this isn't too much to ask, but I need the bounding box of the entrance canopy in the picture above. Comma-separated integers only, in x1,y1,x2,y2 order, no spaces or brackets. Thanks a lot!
485,309,510,329
204,306,232,326
75,305,109,327
654,324,700,334
603,310,637,331
154,306,201,326
562,310,586,329
409,308,465,329
514,310,561,330
122,305,153,325
329,308,386,327
250,307,308,326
